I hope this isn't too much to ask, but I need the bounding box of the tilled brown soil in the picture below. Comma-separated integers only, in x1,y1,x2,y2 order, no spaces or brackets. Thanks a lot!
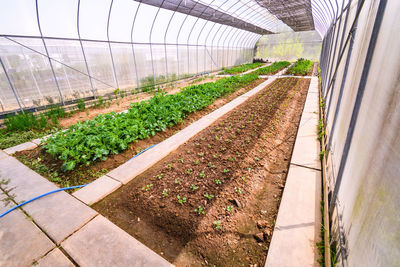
94,77,310,266
15,79,266,188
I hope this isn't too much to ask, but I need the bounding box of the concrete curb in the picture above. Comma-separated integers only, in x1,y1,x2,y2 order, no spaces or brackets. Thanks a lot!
265,77,321,266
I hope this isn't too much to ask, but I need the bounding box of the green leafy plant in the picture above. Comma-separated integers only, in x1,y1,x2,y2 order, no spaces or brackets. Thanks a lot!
223,169,229,174
235,187,242,194
43,74,260,171
252,61,290,75
194,205,205,215
199,171,205,178
186,168,192,175
77,99,86,111
190,184,199,191
226,205,233,212
141,183,153,191
156,174,164,180
174,178,183,185
204,193,214,200
218,62,263,75
177,195,187,205
285,58,313,76
162,189,168,197
215,179,222,185
213,220,221,230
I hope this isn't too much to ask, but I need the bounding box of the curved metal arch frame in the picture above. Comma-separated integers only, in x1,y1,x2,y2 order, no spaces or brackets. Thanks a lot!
1,0,331,114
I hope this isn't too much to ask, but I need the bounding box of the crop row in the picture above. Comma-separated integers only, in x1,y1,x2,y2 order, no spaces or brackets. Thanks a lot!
135,78,299,226
286,58,313,76
251,61,291,75
219,62,264,75
43,74,260,171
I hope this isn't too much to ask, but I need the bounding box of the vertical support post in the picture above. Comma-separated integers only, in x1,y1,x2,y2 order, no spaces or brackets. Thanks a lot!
0,56,23,112
131,2,141,90
149,0,166,88
77,0,96,98
107,0,119,89
164,0,184,81
36,0,64,105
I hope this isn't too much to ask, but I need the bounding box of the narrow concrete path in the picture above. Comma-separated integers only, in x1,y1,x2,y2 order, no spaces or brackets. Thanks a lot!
265,77,322,266
0,152,171,266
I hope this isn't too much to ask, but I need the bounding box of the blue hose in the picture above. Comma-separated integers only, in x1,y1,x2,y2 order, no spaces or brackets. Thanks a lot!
0,143,159,219
128,143,159,161
0,184,87,219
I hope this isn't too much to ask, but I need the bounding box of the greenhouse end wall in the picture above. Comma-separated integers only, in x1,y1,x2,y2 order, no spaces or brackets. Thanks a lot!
320,0,400,265
254,30,322,61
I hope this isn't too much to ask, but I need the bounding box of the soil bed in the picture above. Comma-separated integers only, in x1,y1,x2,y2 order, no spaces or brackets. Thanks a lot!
59,76,221,128
15,79,266,188
94,77,310,266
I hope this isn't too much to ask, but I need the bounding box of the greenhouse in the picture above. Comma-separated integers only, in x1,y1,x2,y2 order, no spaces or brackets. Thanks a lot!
0,0,398,266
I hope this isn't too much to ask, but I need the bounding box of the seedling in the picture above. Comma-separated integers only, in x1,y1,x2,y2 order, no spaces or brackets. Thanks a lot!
162,189,168,197
195,143,200,147
207,144,212,148
228,157,234,162
223,169,229,174
174,178,183,185
255,157,260,161
241,176,247,182
177,195,187,205
167,163,173,170
186,168,192,175
226,205,234,212
193,160,200,165
190,184,199,191
208,162,215,168
141,184,153,191
198,152,204,156
235,187,242,194
204,193,214,200
178,158,184,163
194,205,205,215
213,220,221,230
156,174,164,180
215,179,222,185
199,171,205,178
220,147,226,152
213,154,218,159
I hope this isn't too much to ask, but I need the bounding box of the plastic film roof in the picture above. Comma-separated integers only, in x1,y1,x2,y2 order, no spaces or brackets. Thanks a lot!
0,0,346,113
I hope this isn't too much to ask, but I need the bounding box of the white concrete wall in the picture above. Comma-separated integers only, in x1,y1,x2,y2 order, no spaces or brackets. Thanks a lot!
321,0,400,265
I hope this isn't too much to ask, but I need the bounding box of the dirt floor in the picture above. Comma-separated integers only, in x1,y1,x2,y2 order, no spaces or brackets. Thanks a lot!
94,77,311,266
58,76,221,129
15,79,266,188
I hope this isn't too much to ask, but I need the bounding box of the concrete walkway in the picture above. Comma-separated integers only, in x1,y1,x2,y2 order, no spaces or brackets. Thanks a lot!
265,77,322,266
0,152,171,266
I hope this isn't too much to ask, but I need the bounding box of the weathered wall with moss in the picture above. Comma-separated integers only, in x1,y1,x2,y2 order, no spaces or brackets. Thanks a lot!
254,30,322,61
321,0,400,265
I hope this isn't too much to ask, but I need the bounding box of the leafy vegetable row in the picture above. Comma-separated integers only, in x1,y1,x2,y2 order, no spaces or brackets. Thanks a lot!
251,61,291,75
44,74,260,171
286,58,313,76
219,62,264,75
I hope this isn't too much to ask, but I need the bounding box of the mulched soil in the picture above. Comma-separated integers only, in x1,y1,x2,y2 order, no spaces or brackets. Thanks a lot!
15,79,266,188
94,77,311,266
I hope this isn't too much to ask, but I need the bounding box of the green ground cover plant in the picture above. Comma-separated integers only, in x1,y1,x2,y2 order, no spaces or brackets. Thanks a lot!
44,74,260,171
219,62,263,75
286,58,313,76
251,61,291,75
